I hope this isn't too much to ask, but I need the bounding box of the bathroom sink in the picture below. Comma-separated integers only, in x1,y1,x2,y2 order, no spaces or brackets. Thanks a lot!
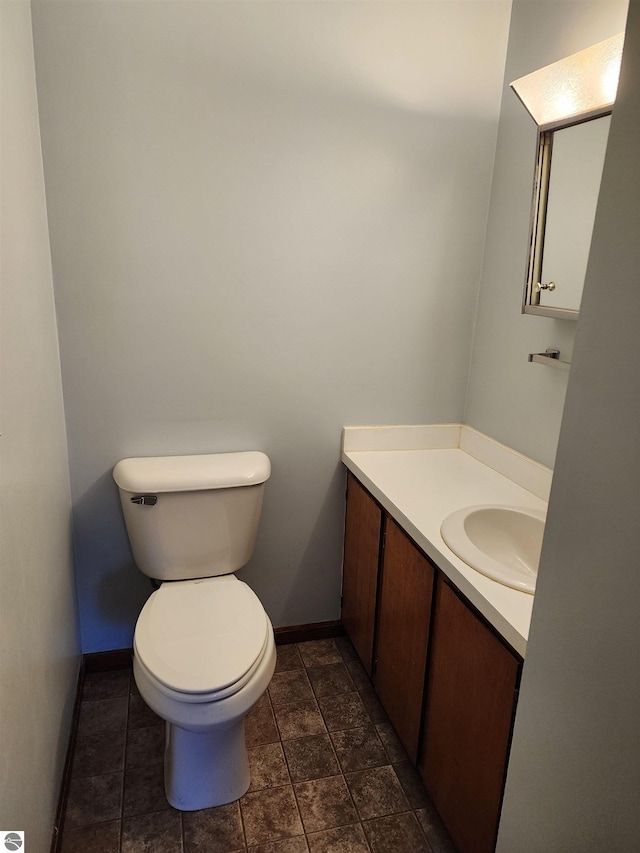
440,505,546,594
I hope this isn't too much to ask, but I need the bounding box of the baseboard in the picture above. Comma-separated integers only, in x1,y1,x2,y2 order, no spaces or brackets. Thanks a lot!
84,648,133,671
80,622,346,670
274,620,345,645
50,658,84,853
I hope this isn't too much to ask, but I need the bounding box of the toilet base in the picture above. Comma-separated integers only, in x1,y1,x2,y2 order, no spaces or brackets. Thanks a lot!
164,718,250,810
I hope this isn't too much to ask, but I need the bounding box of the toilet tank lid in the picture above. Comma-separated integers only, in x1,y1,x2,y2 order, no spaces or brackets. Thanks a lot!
113,451,271,493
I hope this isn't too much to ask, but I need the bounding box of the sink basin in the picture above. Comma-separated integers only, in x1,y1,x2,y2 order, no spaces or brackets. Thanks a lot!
440,505,546,594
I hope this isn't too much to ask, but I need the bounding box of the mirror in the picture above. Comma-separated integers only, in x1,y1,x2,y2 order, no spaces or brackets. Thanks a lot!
525,113,611,318
511,33,624,320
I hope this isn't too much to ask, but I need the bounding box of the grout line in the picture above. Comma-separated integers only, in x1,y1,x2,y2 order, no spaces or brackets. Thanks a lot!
236,797,247,851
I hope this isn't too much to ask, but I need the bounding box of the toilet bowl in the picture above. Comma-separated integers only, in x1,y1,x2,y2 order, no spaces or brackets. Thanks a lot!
113,451,274,810
133,576,276,810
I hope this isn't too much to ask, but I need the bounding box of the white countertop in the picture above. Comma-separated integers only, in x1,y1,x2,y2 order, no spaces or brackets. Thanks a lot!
341,426,552,657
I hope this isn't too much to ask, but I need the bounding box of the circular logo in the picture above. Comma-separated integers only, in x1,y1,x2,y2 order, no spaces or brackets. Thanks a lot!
4,834,23,851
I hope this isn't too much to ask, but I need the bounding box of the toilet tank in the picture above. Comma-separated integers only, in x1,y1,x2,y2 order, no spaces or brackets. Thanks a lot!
113,452,271,581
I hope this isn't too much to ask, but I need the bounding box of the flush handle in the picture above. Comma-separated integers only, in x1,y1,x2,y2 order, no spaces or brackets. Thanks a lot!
130,495,158,506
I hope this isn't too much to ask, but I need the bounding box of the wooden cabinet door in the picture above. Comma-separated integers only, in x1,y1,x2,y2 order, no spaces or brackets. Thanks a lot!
341,473,382,675
374,517,434,762
420,579,521,853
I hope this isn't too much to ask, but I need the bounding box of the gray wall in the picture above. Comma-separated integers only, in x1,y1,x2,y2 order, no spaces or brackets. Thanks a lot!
497,2,639,847
31,0,511,652
465,0,628,467
0,0,80,845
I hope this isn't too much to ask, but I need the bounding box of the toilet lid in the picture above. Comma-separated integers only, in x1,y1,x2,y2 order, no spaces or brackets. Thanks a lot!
134,575,269,695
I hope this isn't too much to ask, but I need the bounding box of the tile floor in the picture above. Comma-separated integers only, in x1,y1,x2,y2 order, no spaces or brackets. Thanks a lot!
60,637,458,852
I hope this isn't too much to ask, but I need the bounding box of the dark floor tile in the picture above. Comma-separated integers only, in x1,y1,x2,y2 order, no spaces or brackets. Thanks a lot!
246,695,279,748
345,766,410,821
128,693,161,729
307,664,354,699
275,644,304,672
375,721,407,763
249,837,309,852
60,819,121,853
269,670,314,706
183,801,244,852
294,775,358,833
83,669,130,702
77,697,128,738
121,809,182,853
282,734,340,783
72,730,126,778
317,693,370,732
307,822,370,853
330,727,387,774
298,640,342,668
357,691,387,725
393,761,430,809
65,639,446,853
65,771,123,829
345,660,370,692
123,762,170,817
274,700,326,741
241,785,303,846
254,691,272,710
364,811,429,853
334,636,358,664
126,722,165,769
248,742,290,791
415,803,458,853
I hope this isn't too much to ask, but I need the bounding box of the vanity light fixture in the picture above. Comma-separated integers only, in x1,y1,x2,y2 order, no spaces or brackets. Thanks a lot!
511,32,624,130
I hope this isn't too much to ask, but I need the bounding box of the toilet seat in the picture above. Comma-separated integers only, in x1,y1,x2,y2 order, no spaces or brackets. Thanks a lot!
134,575,269,701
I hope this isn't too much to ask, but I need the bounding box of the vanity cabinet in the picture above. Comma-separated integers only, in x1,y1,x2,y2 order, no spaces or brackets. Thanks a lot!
419,578,520,853
341,472,522,853
341,473,382,674
374,517,434,762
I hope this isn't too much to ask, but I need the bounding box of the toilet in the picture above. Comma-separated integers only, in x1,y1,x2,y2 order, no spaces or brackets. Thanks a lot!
112,451,276,811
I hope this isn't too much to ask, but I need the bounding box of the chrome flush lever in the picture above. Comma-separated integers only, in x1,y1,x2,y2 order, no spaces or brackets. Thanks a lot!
130,495,158,506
